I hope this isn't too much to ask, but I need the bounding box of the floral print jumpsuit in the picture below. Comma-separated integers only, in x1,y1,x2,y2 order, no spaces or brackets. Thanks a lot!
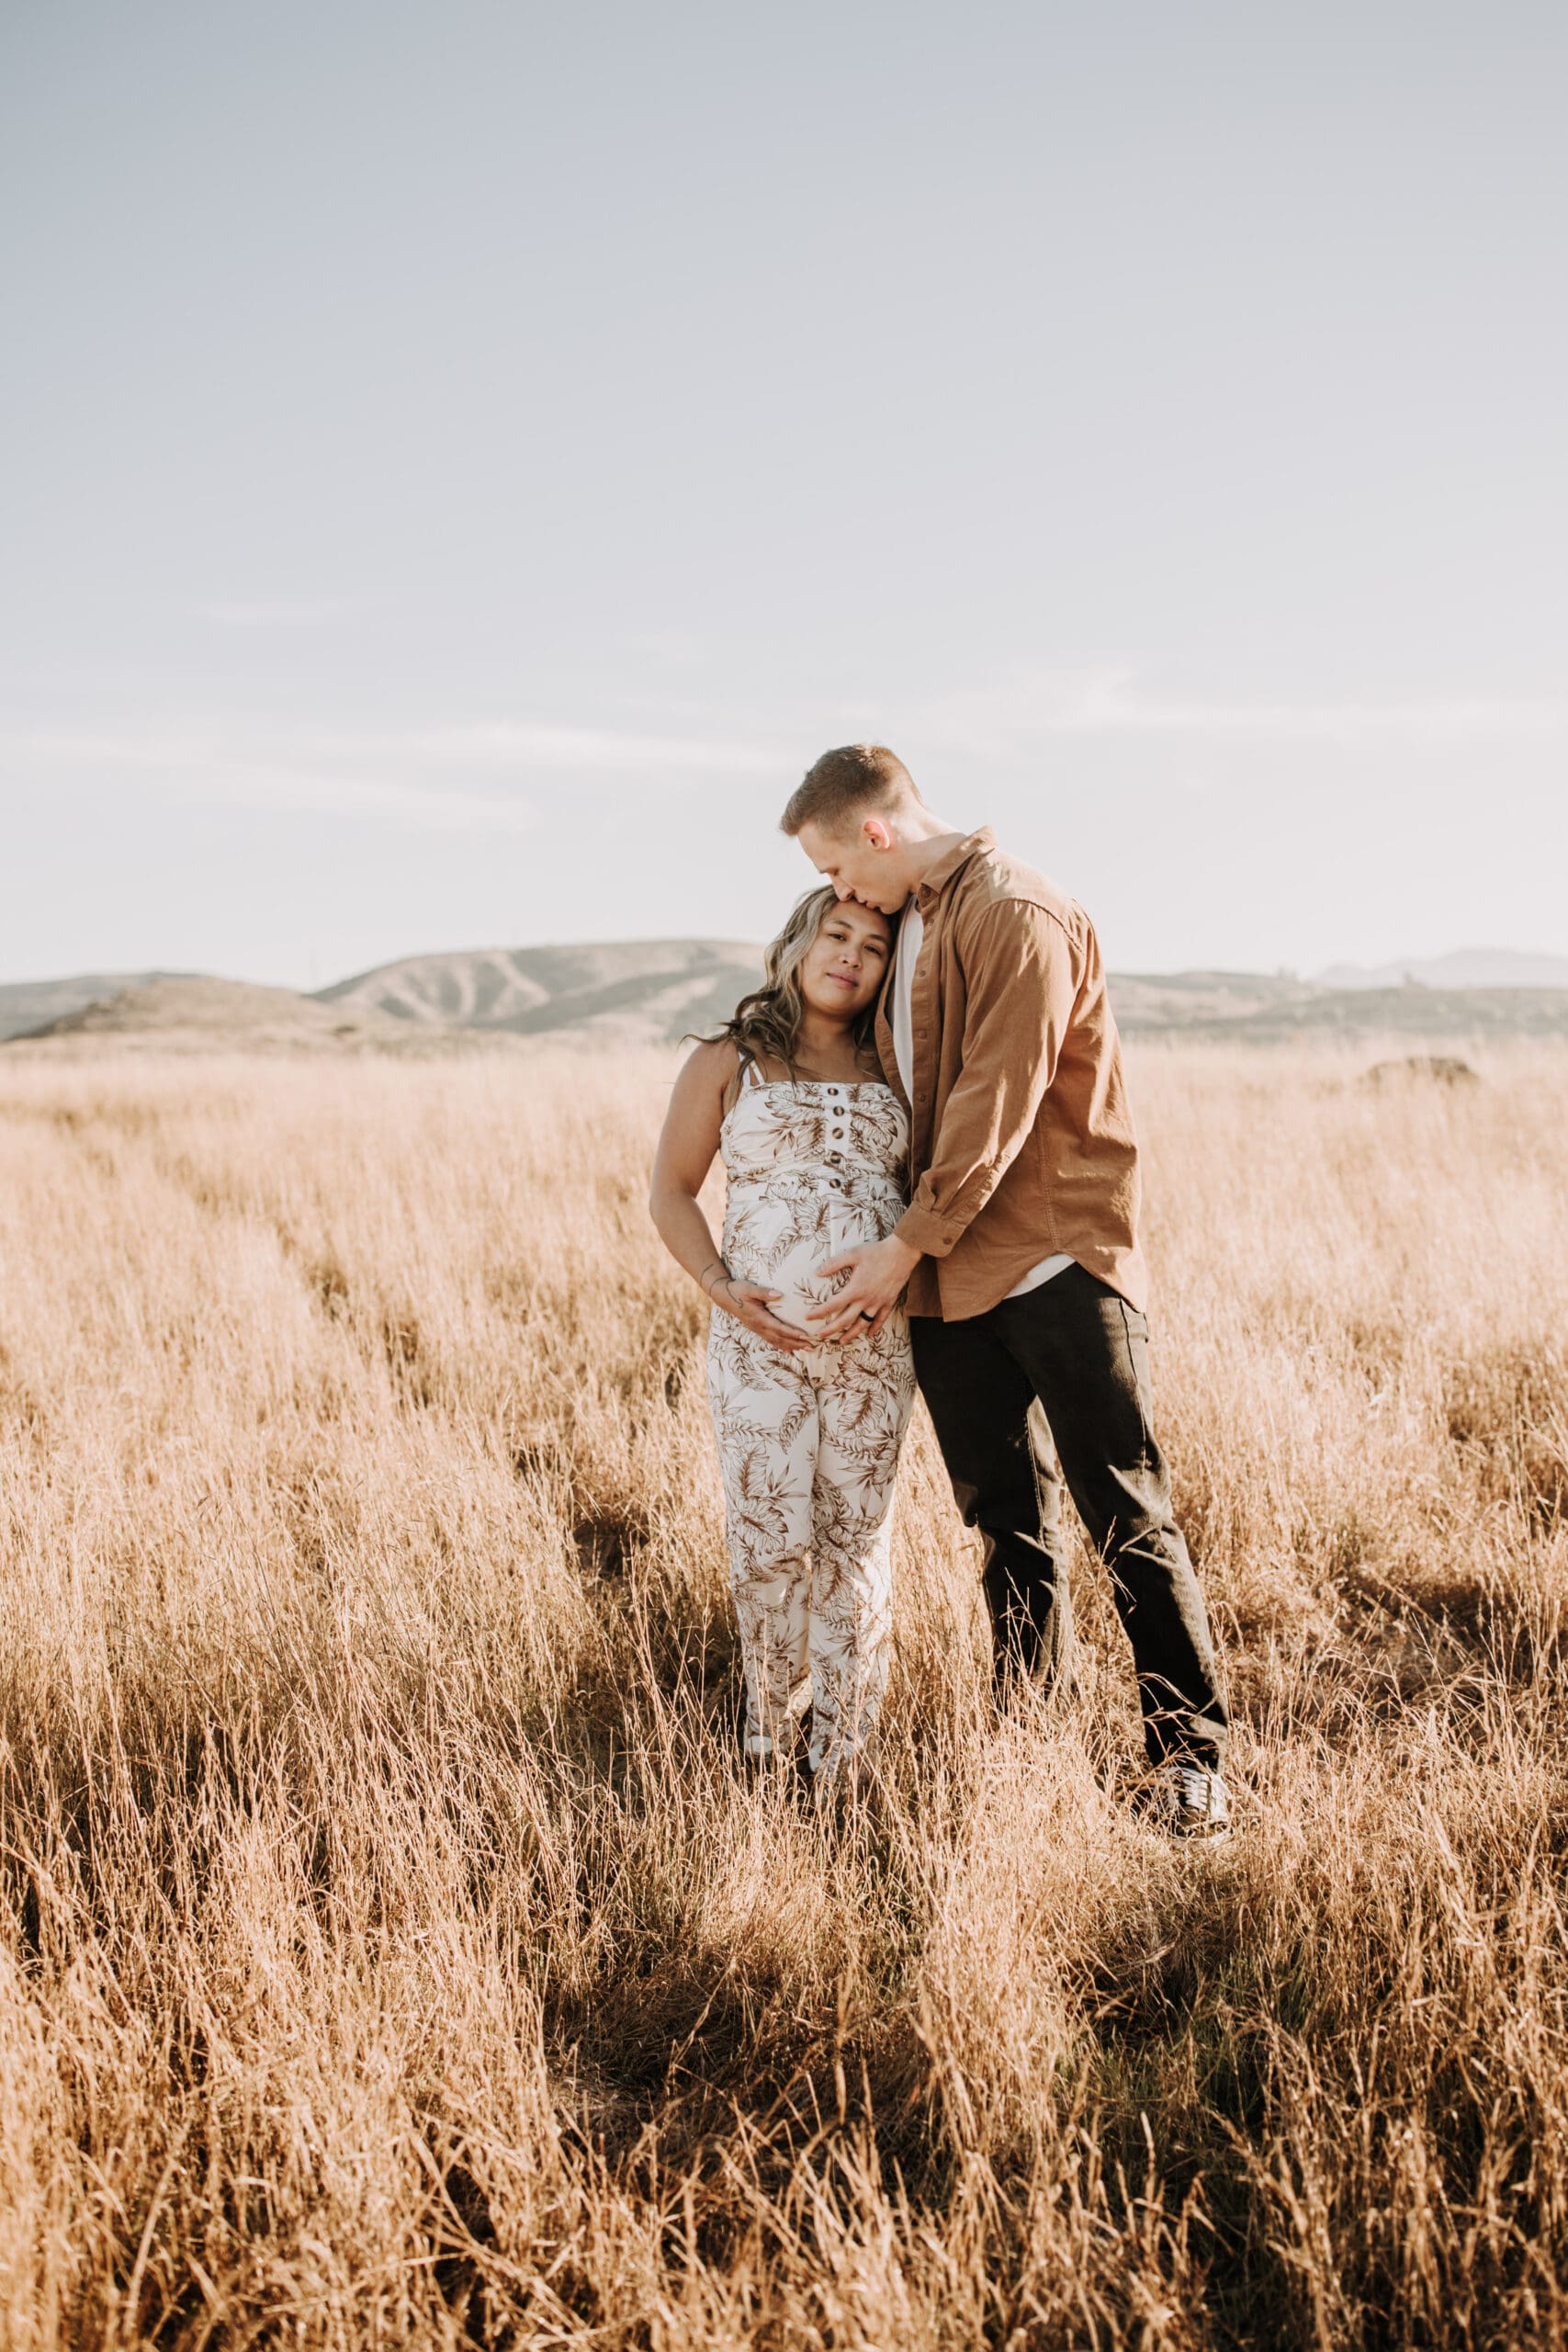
706,1060,917,1784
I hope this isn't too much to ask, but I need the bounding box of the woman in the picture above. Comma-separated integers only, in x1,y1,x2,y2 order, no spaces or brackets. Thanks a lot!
649,887,916,1795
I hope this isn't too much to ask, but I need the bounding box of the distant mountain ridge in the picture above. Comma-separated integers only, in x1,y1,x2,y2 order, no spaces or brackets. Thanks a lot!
1314,948,1568,991
0,970,189,1040
3,975,527,1057
0,943,767,1049
5,940,1568,1052
316,940,765,1048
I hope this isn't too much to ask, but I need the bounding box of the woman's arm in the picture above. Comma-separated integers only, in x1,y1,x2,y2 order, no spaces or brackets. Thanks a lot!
649,1044,811,1353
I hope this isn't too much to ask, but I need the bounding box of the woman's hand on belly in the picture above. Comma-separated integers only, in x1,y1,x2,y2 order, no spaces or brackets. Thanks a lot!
712,1277,814,1353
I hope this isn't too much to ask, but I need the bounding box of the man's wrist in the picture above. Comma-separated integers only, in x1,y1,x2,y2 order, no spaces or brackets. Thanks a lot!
892,1203,956,1260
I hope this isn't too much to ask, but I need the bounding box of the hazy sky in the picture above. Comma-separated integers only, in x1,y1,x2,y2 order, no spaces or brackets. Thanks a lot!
3,1,1564,986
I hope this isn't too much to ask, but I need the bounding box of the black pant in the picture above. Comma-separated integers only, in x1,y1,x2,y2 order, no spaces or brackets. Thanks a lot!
910,1262,1229,1770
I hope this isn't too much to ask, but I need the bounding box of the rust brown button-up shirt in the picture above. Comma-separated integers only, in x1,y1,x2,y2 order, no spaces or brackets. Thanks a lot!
875,828,1147,1319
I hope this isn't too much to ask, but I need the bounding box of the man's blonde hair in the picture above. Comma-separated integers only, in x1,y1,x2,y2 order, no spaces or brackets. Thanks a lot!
780,743,922,839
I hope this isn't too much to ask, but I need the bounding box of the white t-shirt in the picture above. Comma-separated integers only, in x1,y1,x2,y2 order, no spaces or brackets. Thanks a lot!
892,903,1073,1300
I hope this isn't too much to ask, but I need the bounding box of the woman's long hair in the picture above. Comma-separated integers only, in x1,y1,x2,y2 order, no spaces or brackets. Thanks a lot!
703,884,892,1073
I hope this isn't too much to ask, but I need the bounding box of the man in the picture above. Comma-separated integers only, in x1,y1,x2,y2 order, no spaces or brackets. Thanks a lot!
782,741,1232,1838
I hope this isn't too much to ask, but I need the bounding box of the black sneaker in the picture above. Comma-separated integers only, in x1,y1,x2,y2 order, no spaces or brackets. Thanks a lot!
1134,1762,1234,1841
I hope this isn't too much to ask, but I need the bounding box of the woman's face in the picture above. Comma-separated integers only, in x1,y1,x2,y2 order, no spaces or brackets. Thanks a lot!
797,899,893,1022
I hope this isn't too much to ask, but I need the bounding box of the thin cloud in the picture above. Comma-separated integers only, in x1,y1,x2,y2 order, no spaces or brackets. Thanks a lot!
3,710,792,830
919,669,1568,753
6,728,535,834
178,765,536,833
198,597,355,628
319,721,784,775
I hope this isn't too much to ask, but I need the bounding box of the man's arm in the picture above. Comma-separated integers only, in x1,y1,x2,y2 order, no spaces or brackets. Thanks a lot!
893,897,1079,1260
807,899,1081,1337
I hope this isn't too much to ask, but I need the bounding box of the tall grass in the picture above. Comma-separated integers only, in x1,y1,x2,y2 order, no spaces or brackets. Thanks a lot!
0,1045,1565,2349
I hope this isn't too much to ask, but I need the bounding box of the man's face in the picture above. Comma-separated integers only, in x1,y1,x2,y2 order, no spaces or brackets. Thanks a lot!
795,816,910,916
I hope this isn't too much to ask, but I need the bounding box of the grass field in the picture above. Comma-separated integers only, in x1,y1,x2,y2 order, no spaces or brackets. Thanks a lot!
1,1045,1566,2350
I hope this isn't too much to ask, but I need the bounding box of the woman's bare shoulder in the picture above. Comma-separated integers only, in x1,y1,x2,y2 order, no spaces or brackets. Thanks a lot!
671,1036,742,1113
680,1036,741,1086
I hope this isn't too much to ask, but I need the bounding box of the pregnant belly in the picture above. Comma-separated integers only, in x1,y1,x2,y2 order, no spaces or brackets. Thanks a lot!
725,1193,899,1333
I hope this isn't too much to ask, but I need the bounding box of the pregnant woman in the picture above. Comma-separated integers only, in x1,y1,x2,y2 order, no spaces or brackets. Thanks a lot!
649,887,916,1797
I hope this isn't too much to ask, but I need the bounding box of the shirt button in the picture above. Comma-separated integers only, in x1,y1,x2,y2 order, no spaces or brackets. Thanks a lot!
831,1126,843,1137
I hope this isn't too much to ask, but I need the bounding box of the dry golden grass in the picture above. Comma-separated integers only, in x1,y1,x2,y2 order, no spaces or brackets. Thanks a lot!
1,1045,1566,2350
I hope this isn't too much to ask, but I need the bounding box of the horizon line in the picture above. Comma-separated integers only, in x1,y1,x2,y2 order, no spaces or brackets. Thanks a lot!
4,939,1568,1000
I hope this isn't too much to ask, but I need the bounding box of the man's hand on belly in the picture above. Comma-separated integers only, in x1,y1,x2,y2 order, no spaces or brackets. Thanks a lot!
807,1234,920,1342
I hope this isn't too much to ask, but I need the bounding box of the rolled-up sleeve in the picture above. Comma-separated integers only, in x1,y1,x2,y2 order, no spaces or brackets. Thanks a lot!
894,900,1080,1261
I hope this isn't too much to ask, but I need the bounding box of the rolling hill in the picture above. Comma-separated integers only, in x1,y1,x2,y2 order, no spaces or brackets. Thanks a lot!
0,970,185,1042
1316,948,1568,991
313,941,768,1049
5,942,1568,1055
2,976,524,1057
311,947,1568,1046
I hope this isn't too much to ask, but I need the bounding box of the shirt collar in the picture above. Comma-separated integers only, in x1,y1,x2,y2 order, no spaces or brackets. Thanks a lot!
913,826,994,911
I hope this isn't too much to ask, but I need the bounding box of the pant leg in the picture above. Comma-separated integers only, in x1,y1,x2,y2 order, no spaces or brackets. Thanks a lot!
992,1265,1229,1770
909,1311,1076,1695
807,1319,917,1781
705,1314,818,1758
